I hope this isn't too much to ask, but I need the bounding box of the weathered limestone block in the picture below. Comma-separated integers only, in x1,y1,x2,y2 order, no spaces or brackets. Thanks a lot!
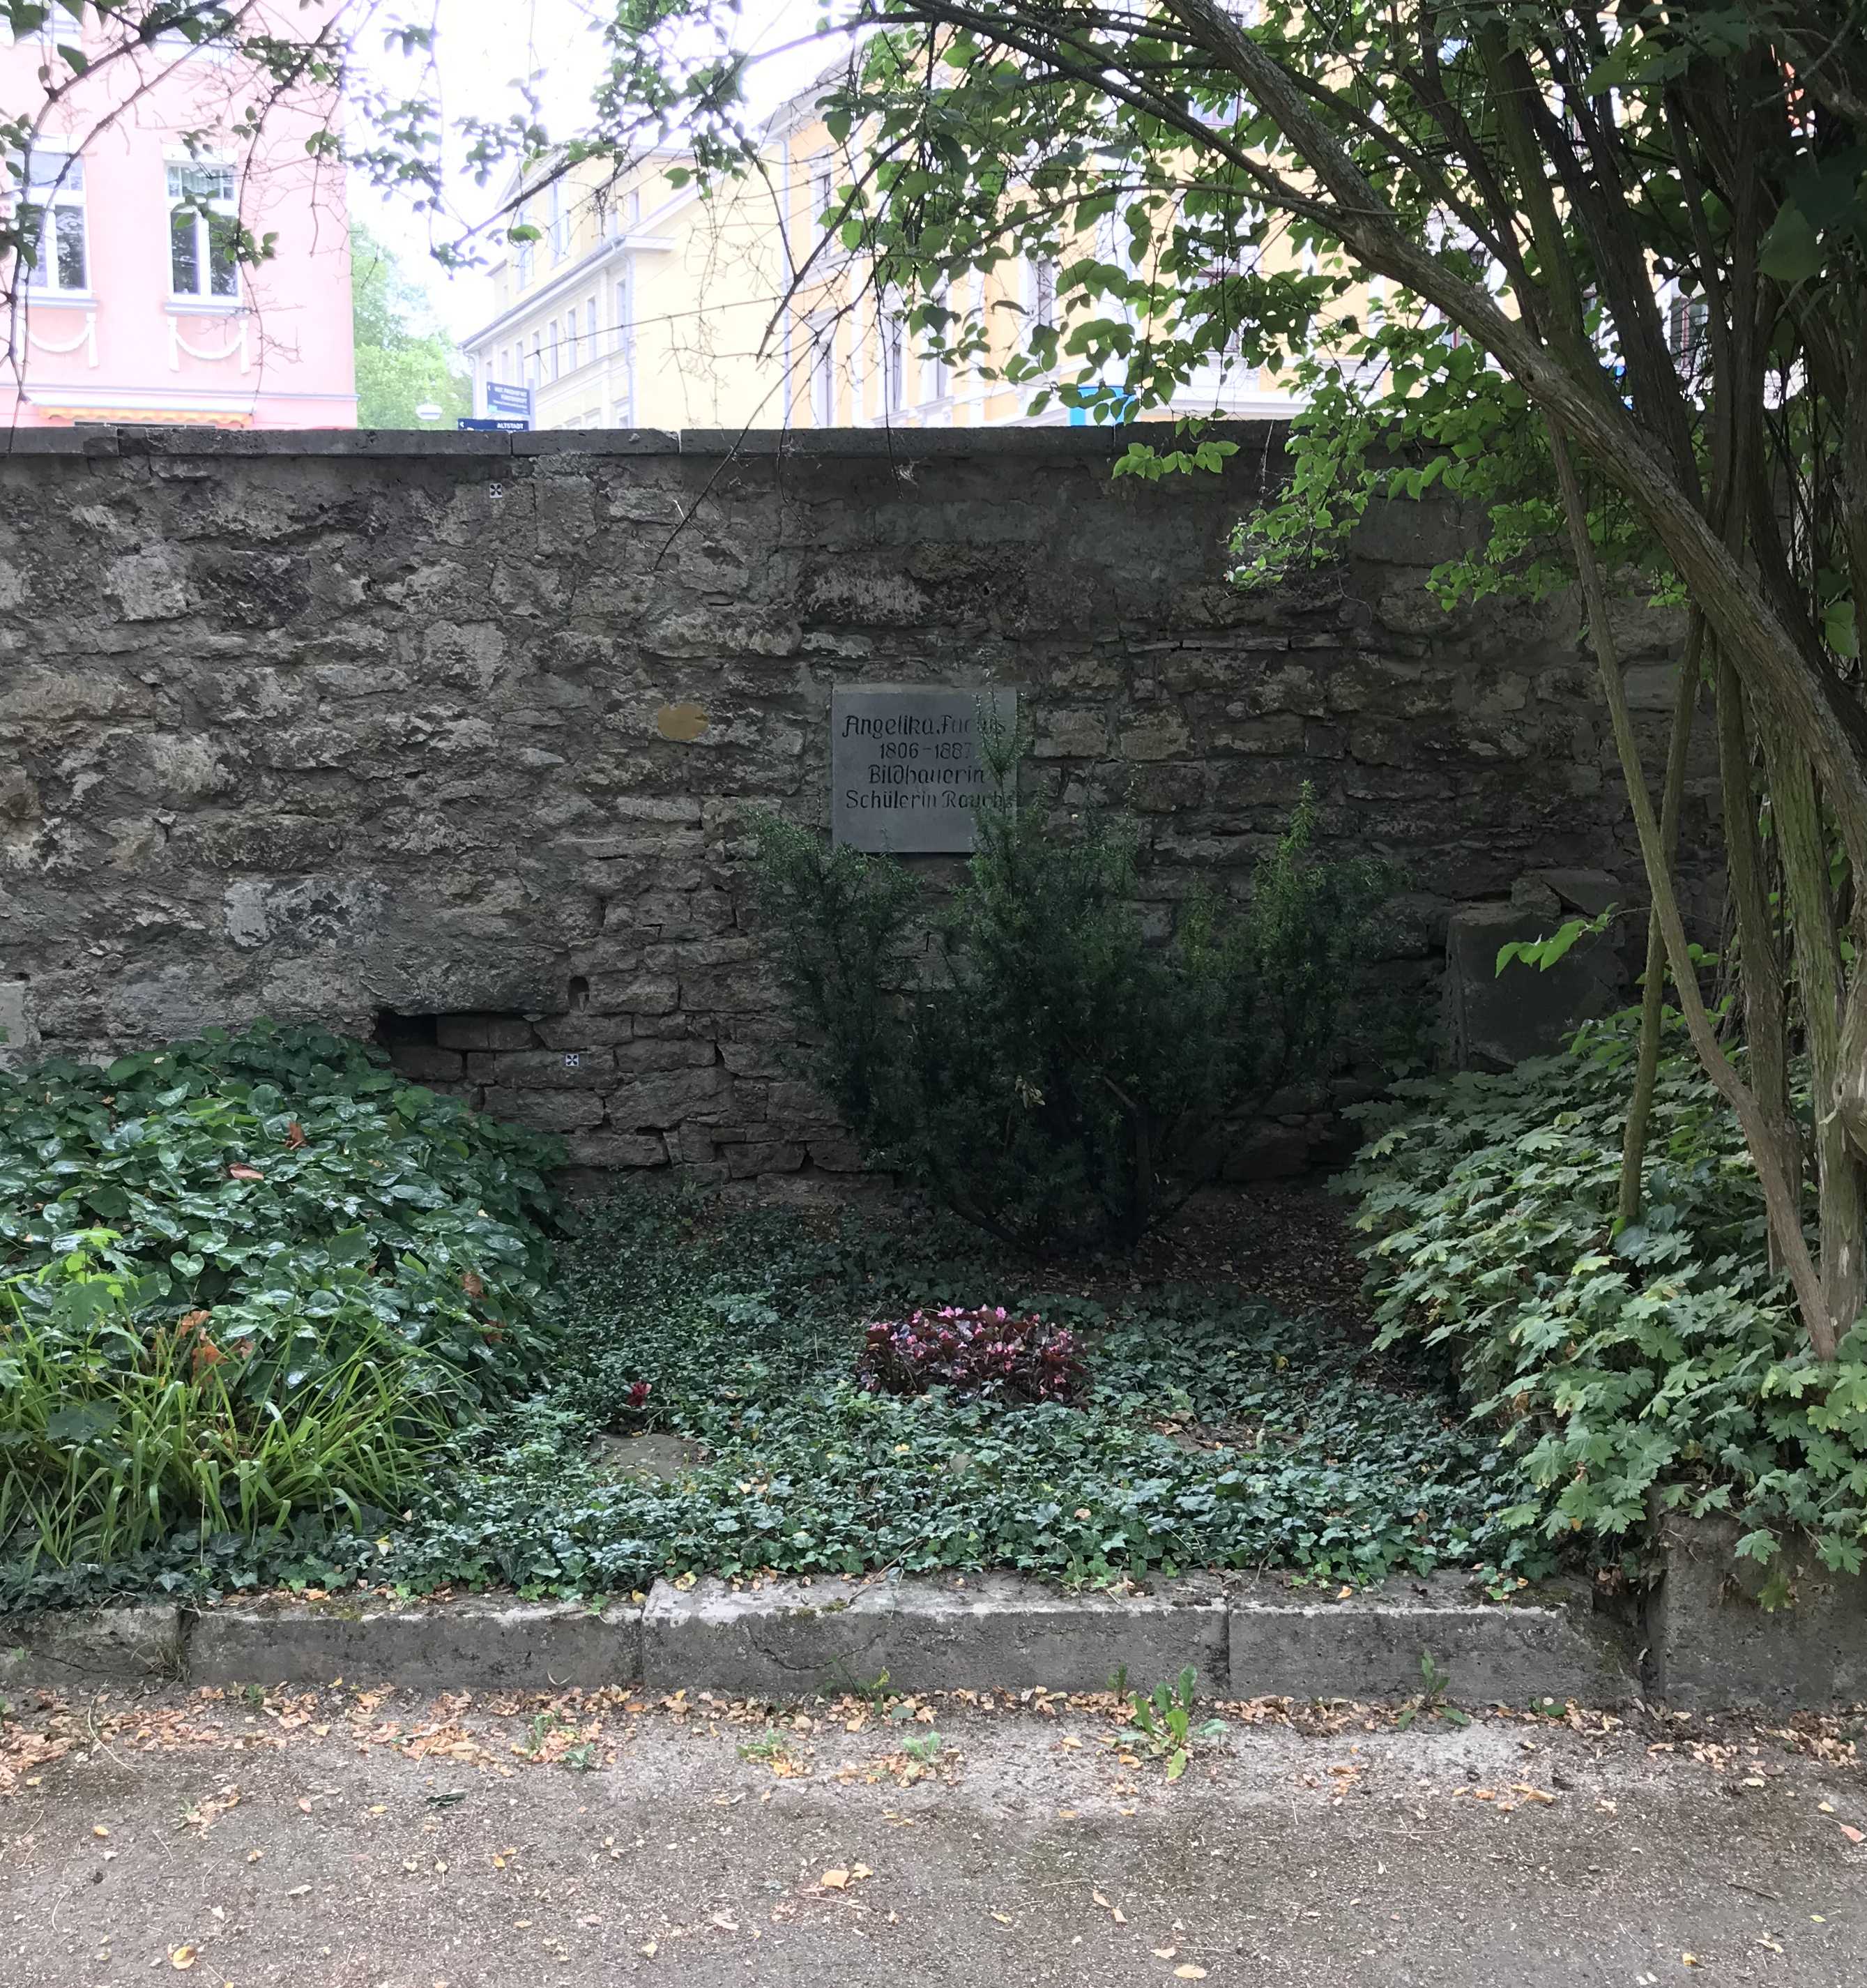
609,1065,729,1130
1443,899,1626,1072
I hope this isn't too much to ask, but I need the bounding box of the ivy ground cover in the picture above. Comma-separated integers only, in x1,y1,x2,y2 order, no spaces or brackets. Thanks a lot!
319,1194,1532,1603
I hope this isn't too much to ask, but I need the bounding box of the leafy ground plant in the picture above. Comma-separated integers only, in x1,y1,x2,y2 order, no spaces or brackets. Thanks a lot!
1341,1010,1867,1598
1113,1664,1227,1780
857,1305,1084,1403
1393,1653,1471,1731
0,1022,565,1589
365,1194,1537,1604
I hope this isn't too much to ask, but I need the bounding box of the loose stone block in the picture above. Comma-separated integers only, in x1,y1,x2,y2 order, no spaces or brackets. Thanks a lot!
1648,1514,1867,1710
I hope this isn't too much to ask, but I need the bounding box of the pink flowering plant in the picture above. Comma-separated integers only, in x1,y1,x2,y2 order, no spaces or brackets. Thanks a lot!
858,1304,1085,1405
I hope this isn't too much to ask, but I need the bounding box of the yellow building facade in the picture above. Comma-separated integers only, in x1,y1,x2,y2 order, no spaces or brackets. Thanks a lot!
461,90,1311,433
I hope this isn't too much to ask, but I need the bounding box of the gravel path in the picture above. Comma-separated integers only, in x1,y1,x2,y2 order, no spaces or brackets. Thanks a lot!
4,1680,1864,1986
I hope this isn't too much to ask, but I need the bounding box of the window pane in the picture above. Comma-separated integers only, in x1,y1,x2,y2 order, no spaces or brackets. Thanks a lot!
208,213,238,295
53,204,84,289
171,207,199,293
27,151,80,194
167,162,233,203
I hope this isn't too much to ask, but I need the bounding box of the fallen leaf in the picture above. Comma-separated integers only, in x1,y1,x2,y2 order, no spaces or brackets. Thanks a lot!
1841,1824,1865,1845
92,1825,110,1839
227,1164,264,1181
297,1798,314,1814
1152,1948,1178,1960
169,1949,198,1972
285,1121,307,1148
1683,1955,1699,1968
821,1869,849,1890
1175,1968,1208,1981
639,1939,657,1956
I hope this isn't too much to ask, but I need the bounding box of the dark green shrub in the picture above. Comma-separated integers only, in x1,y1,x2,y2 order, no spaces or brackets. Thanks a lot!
749,780,1396,1250
0,1022,564,1572
1341,1012,1867,1596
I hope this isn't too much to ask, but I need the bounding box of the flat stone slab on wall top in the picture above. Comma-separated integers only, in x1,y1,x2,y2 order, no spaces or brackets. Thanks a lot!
187,1596,643,1692
641,1573,1228,1697
0,1604,185,1685
1228,1577,1637,1706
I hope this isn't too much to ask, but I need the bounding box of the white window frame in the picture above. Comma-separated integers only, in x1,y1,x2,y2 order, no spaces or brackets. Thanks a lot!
526,332,540,389
165,158,240,302
1028,255,1057,331
882,299,907,416
809,315,836,425
566,309,579,373
547,317,559,381
19,149,89,296
514,203,534,289
611,267,636,423
920,286,950,406
548,179,567,263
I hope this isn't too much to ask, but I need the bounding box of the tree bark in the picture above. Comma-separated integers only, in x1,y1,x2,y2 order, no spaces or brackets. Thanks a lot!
1618,618,1704,1229
1547,424,1834,1357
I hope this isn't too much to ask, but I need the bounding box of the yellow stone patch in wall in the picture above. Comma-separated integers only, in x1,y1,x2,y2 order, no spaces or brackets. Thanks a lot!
656,702,710,742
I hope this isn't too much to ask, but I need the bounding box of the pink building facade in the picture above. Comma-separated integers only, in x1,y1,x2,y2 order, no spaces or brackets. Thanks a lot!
1,10,355,429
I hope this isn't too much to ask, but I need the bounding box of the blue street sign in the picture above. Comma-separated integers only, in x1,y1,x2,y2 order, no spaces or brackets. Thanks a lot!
458,417,529,432
484,381,533,424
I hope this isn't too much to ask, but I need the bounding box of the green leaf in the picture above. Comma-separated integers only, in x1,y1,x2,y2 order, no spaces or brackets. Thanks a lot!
1759,204,1823,284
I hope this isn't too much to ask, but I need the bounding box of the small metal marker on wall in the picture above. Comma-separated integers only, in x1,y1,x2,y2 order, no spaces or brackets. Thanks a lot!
830,685,1017,852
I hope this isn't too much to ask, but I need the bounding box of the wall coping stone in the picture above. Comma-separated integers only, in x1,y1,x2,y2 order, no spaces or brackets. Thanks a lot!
0,419,1290,464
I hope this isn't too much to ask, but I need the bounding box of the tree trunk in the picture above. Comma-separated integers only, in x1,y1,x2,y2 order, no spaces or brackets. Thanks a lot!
1618,618,1704,1229
1548,424,1836,1358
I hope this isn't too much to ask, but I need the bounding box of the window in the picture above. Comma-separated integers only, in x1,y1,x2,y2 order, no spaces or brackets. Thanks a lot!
921,288,950,404
614,268,632,357
526,333,540,388
20,151,87,294
809,317,835,425
586,296,597,349
1028,257,1057,331
810,155,834,232
567,310,579,373
883,305,906,414
167,161,238,298
515,204,534,288
548,180,567,262
1668,289,1710,358
547,318,559,381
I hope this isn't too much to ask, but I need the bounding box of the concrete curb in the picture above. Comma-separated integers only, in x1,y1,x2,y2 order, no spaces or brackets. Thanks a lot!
642,1574,1230,1697
2,1575,1641,1706
186,1598,643,1692
0,1604,185,1686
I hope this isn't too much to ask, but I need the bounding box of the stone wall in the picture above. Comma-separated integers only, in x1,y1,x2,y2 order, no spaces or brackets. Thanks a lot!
0,423,1707,1182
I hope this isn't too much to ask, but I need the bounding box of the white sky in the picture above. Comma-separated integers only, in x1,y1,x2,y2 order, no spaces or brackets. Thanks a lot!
348,0,830,340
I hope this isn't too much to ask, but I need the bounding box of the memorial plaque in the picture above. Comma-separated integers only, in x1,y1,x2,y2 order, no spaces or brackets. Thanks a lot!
831,685,1017,852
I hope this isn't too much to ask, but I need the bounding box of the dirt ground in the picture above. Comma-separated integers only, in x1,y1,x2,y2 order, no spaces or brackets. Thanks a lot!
4,1679,1864,1987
